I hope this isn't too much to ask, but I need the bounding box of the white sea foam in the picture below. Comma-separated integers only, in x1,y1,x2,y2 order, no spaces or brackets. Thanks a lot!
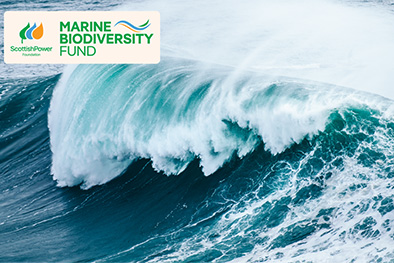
95,113,394,262
131,114,394,262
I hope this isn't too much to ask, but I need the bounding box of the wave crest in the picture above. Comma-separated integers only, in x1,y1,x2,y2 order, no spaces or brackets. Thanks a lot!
48,59,364,188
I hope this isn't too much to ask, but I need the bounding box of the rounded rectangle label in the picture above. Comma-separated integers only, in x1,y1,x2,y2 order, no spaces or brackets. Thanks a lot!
4,11,160,64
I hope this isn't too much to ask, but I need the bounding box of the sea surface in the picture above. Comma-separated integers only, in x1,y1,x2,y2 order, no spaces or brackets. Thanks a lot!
1,0,394,262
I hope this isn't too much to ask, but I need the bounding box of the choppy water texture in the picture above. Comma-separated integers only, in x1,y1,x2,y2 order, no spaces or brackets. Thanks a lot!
1,0,394,262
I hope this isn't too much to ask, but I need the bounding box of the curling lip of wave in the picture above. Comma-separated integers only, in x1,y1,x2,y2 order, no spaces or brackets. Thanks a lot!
48,58,389,189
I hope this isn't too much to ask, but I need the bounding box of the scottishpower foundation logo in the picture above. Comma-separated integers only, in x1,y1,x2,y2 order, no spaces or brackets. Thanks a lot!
19,23,44,44
5,11,160,64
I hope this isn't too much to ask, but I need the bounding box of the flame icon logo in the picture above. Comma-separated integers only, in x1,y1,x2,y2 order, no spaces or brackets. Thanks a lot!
19,23,44,44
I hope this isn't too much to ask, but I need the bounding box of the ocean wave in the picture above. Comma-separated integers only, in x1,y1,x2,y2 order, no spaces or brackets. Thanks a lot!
2,0,394,261
48,58,391,188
